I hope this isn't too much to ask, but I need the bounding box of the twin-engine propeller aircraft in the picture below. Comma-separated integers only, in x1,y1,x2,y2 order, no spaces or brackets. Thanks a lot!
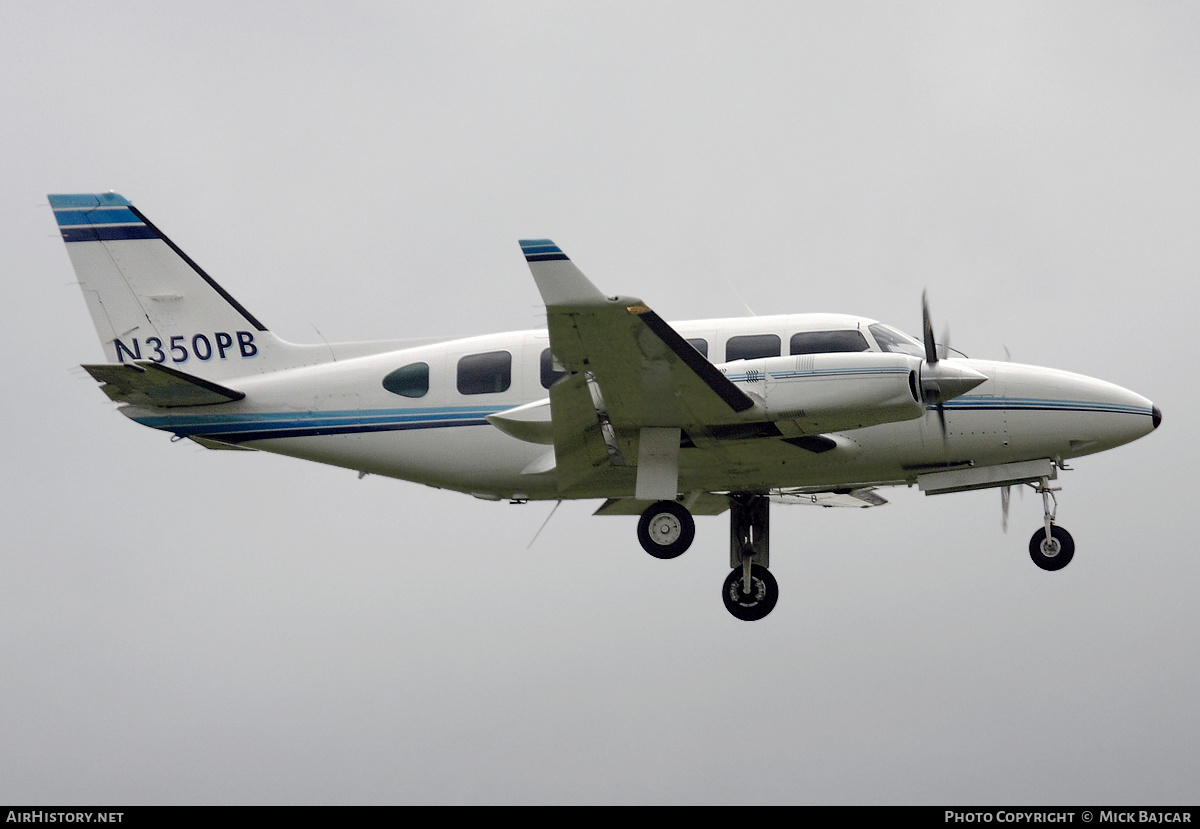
50,193,1161,620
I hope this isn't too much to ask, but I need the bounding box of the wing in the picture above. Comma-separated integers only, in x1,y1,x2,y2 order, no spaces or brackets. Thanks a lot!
521,240,759,499
521,240,754,425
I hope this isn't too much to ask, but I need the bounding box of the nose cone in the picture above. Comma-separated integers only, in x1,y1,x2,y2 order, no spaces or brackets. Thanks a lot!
1083,382,1159,449
999,363,1159,459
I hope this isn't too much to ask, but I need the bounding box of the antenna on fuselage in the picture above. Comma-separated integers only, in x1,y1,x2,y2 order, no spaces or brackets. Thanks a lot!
527,500,563,549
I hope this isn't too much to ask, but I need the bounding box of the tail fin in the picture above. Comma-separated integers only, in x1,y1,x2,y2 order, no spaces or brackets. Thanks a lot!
50,193,321,380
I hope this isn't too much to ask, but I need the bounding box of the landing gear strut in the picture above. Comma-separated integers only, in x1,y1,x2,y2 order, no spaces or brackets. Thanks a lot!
1028,476,1074,571
723,493,779,621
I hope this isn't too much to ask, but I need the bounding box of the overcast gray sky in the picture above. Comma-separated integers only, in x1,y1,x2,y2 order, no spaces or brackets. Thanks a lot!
2,0,1197,805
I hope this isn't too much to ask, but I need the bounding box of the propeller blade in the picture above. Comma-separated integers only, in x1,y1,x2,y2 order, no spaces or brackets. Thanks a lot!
1001,485,1011,532
919,290,982,441
921,290,938,365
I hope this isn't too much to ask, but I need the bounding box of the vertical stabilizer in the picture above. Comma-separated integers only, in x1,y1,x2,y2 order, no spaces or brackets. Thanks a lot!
50,193,322,380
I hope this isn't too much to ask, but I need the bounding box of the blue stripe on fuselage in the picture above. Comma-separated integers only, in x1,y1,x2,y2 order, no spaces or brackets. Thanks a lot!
130,406,502,443
125,395,1154,446
943,396,1153,417
725,366,909,382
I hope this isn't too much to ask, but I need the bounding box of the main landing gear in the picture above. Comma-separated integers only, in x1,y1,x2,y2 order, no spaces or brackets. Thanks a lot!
632,472,1075,617
637,494,780,621
1028,476,1074,571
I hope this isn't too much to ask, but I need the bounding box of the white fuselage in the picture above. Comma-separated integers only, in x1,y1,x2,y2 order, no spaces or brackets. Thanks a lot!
121,312,1158,501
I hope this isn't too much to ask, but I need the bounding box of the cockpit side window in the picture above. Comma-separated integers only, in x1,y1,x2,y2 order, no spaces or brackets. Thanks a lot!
789,330,870,355
869,324,926,359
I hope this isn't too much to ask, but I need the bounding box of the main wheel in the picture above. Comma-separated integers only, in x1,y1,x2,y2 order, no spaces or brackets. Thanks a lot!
1029,525,1075,571
722,564,779,621
637,500,695,559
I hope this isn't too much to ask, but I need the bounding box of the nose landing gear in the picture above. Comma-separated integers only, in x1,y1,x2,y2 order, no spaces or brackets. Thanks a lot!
1028,476,1075,571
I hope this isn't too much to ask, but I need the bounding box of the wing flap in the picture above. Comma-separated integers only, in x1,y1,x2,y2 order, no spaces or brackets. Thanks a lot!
594,493,732,516
771,488,890,508
82,362,245,407
548,371,614,491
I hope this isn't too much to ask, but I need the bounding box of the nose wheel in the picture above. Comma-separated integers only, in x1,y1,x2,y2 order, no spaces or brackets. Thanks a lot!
1030,525,1074,571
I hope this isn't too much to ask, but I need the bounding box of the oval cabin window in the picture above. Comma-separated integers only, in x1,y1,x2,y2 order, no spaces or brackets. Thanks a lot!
382,362,430,398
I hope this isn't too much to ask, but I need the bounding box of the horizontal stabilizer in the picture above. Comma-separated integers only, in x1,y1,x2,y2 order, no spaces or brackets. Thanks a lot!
82,362,246,408
487,398,554,444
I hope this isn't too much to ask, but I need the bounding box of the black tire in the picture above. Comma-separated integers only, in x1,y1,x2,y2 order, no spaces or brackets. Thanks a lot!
1029,525,1075,571
636,500,695,559
722,564,779,621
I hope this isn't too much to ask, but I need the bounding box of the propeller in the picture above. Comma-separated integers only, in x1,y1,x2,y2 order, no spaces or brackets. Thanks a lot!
1000,480,1026,531
919,291,988,440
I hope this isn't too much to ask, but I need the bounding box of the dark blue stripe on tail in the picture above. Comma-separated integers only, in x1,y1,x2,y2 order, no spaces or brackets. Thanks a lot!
61,225,158,242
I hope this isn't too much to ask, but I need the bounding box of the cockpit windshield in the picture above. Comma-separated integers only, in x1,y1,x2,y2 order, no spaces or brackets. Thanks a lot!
869,323,926,359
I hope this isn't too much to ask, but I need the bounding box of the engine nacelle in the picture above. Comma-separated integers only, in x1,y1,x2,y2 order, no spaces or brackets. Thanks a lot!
721,352,925,433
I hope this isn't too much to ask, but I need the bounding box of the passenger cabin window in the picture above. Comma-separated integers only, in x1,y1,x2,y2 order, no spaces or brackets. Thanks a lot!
457,351,512,395
540,348,568,389
686,338,709,358
725,334,780,362
382,362,429,398
789,330,870,355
